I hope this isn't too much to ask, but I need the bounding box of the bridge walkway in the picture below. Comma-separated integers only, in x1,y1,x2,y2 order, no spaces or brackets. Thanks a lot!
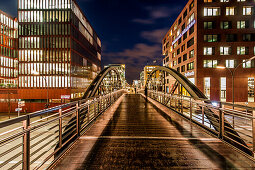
54,94,255,169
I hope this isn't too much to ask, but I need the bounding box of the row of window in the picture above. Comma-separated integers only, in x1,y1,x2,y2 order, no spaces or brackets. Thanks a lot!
19,50,70,62
205,0,253,3
0,46,18,59
204,6,253,16
19,37,71,49
0,13,17,29
18,0,72,10
0,67,17,77
18,10,70,23
0,56,17,68
175,62,194,72
1,24,18,38
204,21,255,30
203,59,255,68
204,46,255,55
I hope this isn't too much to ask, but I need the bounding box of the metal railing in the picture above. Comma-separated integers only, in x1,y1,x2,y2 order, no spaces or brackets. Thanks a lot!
0,90,125,170
147,90,255,157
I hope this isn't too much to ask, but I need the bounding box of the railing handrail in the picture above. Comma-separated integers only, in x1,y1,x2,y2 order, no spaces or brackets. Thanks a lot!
0,90,124,128
148,90,255,111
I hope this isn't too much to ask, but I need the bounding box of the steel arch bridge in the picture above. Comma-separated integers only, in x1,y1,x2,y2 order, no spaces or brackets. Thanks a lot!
145,66,252,156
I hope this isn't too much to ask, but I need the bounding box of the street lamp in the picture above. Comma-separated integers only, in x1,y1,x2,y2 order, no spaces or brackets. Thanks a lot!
32,70,49,109
217,56,255,106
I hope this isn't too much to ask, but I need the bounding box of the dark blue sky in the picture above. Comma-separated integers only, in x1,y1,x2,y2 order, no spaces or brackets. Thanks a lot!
0,0,186,83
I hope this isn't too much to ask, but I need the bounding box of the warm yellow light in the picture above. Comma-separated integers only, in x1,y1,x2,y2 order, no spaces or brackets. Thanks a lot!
216,66,225,69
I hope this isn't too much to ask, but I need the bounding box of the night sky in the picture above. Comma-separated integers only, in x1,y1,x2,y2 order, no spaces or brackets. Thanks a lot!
0,0,186,83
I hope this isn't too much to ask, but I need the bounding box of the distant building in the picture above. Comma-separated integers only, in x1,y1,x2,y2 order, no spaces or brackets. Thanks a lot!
0,10,18,112
140,71,144,88
17,0,102,111
162,0,255,102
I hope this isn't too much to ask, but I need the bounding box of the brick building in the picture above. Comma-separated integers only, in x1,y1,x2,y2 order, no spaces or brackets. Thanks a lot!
162,0,255,103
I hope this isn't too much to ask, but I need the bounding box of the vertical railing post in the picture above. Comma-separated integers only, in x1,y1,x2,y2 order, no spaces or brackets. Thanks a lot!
202,106,204,125
94,99,97,117
76,102,80,137
181,95,183,114
22,115,30,170
87,100,90,123
219,102,224,139
190,98,192,120
59,109,62,148
252,110,255,153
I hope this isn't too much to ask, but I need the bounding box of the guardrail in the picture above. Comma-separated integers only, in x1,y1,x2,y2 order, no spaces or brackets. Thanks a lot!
0,90,126,170
146,90,255,157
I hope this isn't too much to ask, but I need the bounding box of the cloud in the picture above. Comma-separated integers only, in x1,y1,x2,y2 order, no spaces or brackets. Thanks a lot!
132,6,182,25
131,18,154,25
140,28,168,43
103,43,163,82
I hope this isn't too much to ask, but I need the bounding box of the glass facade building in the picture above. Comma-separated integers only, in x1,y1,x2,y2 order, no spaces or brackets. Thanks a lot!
18,0,101,103
0,11,18,88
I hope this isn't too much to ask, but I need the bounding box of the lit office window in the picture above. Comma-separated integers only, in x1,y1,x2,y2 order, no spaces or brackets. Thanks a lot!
237,46,248,55
204,21,214,29
204,7,221,16
204,77,210,99
220,77,226,102
203,60,218,68
220,47,231,55
237,0,246,1
204,34,219,42
187,62,194,70
188,13,195,24
203,47,214,55
237,21,248,29
226,7,235,15
248,77,254,102
243,60,254,68
220,21,231,29
226,60,235,68
220,0,229,2
243,6,252,15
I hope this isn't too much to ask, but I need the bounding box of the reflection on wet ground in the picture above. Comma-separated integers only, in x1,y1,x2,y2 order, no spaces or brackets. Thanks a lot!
55,94,255,169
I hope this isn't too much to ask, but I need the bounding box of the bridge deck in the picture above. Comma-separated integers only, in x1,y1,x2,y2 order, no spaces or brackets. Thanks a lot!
55,94,255,169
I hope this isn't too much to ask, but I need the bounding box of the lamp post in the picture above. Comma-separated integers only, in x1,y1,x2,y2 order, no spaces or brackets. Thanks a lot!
217,56,255,106
32,70,49,109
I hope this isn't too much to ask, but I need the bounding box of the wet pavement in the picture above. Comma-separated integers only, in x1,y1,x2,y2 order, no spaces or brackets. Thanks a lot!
55,94,255,169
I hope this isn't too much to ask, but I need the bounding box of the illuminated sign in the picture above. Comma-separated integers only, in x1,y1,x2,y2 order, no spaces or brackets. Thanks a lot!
184,71,194,77
172,20,196,45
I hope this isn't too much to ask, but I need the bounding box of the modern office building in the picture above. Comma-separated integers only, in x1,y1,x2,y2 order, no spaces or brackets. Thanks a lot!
18,0,101,111
0,10,18,112
162,0,255,103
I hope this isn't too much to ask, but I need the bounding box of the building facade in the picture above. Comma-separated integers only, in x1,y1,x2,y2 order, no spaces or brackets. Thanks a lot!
17,0,101,111
0,10,18,112
162,0,255,103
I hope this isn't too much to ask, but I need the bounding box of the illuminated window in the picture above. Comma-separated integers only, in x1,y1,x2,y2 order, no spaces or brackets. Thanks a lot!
220,0,229,2
226,7,235,15
248,77,254,102
203,60,218,68
237,46,248,55
204,7,221,16
204,34,219,42
220,21,231,29
188,13,195,24
220,47,231,55
220,77,226,102
243,6,252,15
243,60,254,68
237,21,248,29
204,77,210,99
203,47,214,55
226,60,235,68
204,21,214,29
